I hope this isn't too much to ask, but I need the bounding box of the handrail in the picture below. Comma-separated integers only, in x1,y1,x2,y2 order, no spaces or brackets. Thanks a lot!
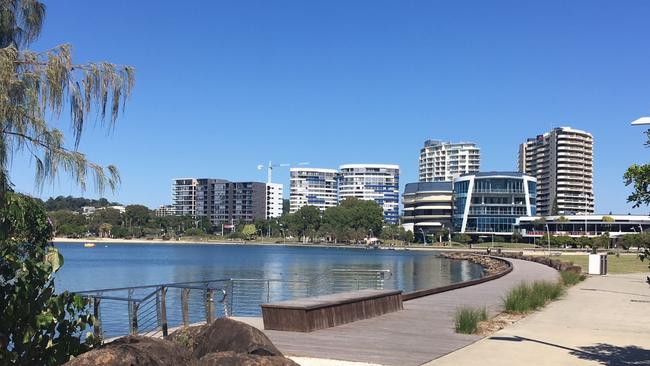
77,269,393,340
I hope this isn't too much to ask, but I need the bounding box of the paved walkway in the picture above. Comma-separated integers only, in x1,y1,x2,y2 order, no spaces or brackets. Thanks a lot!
260,258,558,366
429,273,650,366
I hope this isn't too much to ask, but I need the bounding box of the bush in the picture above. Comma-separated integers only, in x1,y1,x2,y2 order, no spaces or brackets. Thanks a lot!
504,281,565,313
454,306,488,334
560,270,586,286
1,193,98,365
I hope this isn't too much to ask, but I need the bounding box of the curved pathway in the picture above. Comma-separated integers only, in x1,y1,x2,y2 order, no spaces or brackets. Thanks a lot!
263,258,558,366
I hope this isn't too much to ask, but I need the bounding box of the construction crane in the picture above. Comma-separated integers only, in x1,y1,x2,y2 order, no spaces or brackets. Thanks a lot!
257,161,310,183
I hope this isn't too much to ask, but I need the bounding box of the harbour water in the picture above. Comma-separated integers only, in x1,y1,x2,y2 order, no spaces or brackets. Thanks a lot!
54,243,484,336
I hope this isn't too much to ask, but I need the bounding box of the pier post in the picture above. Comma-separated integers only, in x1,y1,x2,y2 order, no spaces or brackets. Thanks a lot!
205,289,215,324
93,297,102,340
160,287,168,337
181,288,190,327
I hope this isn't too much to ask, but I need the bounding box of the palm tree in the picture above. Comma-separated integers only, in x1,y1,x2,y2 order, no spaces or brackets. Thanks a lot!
1,0,135,195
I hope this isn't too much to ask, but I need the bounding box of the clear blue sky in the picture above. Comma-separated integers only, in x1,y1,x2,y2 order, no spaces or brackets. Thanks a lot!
9,0,650,214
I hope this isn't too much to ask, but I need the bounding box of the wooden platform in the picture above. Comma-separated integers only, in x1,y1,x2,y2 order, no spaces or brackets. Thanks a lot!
261,289,403,332
263,258,559,366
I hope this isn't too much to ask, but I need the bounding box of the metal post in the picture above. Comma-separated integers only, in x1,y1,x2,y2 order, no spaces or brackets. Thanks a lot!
155,290,161,329
160,287,168,337
181,288,190,327
205,289,215,324
266,280,270,303
131,302,139,335
545,224,551,257
93,297,102,340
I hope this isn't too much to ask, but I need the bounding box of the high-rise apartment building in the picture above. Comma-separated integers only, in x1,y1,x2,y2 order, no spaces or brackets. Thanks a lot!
289,168,339,213
172,178,278,226
172,178,198,216
419,140,480,182
266,183,284,219
518,127,594,216
338,164,400,224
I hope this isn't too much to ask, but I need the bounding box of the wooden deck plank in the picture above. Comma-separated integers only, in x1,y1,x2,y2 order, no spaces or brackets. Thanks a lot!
263,258,558,366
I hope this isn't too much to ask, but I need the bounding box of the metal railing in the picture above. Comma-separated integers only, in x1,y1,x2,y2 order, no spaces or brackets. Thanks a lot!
76,269,391,339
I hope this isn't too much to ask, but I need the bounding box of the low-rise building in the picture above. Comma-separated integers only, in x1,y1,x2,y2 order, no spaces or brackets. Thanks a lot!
402,182,454,242
453,172,537,235
154,205,176,217
517,215,650,238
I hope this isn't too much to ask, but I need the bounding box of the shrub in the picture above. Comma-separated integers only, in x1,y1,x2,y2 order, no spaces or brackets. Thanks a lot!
454,306,488,334
504,281,565,313
560,270,586,286
1,193,98,365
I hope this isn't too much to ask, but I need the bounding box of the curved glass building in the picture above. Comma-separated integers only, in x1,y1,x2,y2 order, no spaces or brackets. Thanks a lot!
453,172,536,235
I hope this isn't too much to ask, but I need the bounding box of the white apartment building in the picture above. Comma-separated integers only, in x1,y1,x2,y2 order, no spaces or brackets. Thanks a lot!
172,178,198,217
266,183,284,219
419,140,481,182
338,164,400,224
519,127,594,216
289,168,339,213
154,204,176,217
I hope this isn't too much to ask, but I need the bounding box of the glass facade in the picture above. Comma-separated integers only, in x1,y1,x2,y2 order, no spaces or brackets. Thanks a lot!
453,173,536,234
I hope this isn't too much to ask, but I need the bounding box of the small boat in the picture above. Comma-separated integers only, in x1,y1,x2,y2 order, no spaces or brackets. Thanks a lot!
84,243,96,248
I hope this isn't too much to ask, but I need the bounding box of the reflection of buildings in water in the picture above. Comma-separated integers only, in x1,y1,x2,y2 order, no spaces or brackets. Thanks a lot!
394,255,451,292
459,260,473,283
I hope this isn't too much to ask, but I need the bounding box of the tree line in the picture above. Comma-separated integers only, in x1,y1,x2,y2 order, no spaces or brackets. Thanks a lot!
47,197,416,244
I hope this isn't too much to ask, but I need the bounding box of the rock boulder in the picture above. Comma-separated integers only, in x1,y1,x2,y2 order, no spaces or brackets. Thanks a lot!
198,351,299,366
168,317,283,358
64,335,193,366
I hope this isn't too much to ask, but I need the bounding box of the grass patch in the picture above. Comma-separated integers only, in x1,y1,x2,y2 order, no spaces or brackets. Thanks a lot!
454,306,488,334
560,270,586,286
504,281,565,313
560,254,648,274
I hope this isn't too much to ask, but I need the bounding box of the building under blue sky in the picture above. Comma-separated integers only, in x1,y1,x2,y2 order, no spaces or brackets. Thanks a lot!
9,1,650,215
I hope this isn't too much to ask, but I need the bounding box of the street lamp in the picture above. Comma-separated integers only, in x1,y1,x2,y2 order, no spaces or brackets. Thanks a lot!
631,117,650,125
545,224,551,257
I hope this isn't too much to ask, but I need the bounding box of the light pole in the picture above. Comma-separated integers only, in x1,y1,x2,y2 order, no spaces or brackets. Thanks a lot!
545,224,551,257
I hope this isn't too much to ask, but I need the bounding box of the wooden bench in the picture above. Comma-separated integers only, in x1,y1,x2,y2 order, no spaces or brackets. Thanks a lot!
260,289,403,332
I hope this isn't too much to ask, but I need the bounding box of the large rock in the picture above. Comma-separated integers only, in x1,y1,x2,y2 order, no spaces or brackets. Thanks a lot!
64,335,194,366
198,351,299,366
168,318,282,358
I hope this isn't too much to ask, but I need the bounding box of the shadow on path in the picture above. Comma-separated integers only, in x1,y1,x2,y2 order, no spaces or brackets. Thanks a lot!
569,343,650,366
490,336,650,366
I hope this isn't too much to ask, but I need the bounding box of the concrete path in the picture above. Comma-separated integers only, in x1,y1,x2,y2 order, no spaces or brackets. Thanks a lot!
428,273,650,366
261,258,558,366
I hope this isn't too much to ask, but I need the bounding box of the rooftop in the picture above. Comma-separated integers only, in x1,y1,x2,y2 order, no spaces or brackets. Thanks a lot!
404,181,453,194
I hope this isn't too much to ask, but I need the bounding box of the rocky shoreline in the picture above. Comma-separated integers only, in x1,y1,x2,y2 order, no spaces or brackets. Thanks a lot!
440,252,510,277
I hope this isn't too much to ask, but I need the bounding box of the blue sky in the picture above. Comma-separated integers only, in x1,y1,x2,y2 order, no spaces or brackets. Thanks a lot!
9,0,650,214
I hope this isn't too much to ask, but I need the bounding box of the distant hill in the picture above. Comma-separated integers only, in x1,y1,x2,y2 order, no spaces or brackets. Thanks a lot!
44,195,122,212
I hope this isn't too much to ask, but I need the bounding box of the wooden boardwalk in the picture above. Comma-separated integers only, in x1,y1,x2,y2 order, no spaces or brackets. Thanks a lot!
262,258,559,366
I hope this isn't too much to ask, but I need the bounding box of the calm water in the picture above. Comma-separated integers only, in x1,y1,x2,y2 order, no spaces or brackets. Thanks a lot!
54,243,483,336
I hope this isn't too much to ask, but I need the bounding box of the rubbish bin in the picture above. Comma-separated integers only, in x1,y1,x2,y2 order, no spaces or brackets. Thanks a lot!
588,254,608,275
